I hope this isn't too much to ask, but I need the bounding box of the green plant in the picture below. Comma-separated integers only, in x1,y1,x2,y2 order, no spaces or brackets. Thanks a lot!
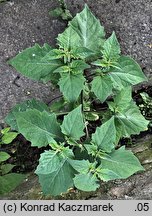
49,0,73,21
0,128,25,195
5,5,149,196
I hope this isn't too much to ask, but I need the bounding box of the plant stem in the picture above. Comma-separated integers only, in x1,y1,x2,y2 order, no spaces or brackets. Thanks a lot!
80,90,84,112
85,122,89,141
55,111,69,116
47,95,63,105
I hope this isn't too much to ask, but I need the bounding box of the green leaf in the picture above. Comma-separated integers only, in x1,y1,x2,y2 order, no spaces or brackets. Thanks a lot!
57,26,80,50
0,173,25,195
91,117,116,153
1,127,10,134
15,109,63,147
96,168,121,182
49,7,72,21
2,132,18,144
61,105,85,140
70,60,90,73
0,152,10,163
69,5,105,52
35,149,75,196
101,146,144,179
61,9,73,21
58,72,85,102
1,164,15,175
102,31,120,61
72,47,96,59
50,98,66,113
91,75,113,102
43,49,65,60
113,86,132,111
49,7,63,18
115,101,149,137
53,65,70,73
107,87,132,113
8,43,62,82
107,88,149,139
69,159,91,173
110,56,148,90
74,173,99,191
85,144,98,156
5,99,49,131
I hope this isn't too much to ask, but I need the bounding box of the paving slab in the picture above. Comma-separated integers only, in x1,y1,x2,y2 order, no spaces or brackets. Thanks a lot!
0,0,66,124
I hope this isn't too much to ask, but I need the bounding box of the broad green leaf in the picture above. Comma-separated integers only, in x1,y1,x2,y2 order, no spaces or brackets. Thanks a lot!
8,43,62,82
108,87,132,112
35,151,61,175
69,5,105,52
0,173,25,195
96,168,121,182
101,146,144,179
58,72,85,102
35,149,75,196
44,49,65,60
69,159,92,173
1,164,15,175
61,105,85,140
72,47,96,59
74,173,99,191
15,109,63,147
110,56,148,90
2,132,18,144
0,152,10,163
5,99,49,131
53,65,70,73
115,101,149,137
113,86,132,111
91,117,116,153
107,88,149,139
91,75,113,102
70,60,90,73
102,31,120,61
91,59,104,67
57,26,80,50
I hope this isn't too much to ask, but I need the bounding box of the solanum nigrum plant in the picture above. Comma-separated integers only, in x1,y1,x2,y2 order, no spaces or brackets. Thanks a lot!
5,5,149,196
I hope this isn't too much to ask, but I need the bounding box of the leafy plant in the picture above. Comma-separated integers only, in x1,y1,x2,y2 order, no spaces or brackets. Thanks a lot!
5,5,149,196
0,128,25,195
49,0,73,21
